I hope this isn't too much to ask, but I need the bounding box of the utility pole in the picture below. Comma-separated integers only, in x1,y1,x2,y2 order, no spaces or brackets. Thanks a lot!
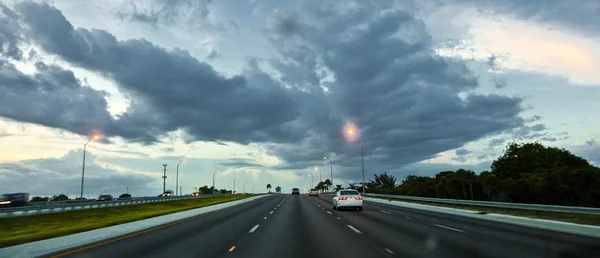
127,186,129,194
162,164,167,193
180,186,182,196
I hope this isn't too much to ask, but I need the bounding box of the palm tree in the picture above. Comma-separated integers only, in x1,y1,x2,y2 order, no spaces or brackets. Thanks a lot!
334,184,342,191
267,184,272,193
275,186,281,193
348,183,357,190
324,179,332,192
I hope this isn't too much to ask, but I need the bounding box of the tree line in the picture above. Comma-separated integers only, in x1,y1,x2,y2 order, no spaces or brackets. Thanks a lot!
348,142,600,208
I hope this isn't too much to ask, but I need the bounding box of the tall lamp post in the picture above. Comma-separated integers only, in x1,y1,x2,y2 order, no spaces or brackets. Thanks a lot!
315,167,322,193
176,160,185,196
233,176,239,194
213,171,218,194
324,156,333,191
348,129,365,194
80,135,100,199
244,182,248,194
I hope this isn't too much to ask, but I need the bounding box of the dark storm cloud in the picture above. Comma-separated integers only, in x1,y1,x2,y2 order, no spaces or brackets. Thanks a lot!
0,60,117,137
1,1,534,184
118,0,238,32
219,158,263,168
0,149,155,197
6,1,306,145
262,1,526,181
0,3,23,60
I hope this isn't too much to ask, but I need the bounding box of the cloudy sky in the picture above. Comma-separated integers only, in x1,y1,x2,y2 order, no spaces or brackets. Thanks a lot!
0,0,598,198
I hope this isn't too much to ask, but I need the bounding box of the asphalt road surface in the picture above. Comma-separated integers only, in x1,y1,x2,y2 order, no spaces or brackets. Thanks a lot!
44,194,600,258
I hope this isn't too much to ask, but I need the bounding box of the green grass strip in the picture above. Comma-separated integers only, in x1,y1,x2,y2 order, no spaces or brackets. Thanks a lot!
374,197,600,226
0,195,253,248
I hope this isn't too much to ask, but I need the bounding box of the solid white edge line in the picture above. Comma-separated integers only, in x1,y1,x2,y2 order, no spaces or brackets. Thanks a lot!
249,224,260,233
434,224,465,233
347,225,362,234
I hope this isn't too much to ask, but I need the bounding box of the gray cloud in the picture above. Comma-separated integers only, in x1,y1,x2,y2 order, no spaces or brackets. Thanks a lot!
0,149,155,197
0,3,23,60
219,158,263,168
454,0,600,36
261,1,526,180
160,147,175,153
207,50,219,60
4,2,307,145
0,60,116,137
118,0,238,32
1,1,534,184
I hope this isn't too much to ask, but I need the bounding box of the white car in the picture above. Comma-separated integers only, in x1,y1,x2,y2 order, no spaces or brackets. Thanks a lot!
333,189,363,211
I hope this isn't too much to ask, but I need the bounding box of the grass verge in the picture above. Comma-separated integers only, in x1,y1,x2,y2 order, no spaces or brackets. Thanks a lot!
0,195,254,248
370,197,600,226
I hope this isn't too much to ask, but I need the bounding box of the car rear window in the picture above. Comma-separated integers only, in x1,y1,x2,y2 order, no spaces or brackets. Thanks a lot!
293,188,299,190
340,190,359,195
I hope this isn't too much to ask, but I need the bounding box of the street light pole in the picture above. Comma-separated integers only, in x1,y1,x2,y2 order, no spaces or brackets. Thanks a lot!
213,171,218,194
315,167,322,193
80,135,99,199
244,182,247,194
348,130,366,194
176,160,184,196
233,176,238,194
324,156,333,191
360,136,365,194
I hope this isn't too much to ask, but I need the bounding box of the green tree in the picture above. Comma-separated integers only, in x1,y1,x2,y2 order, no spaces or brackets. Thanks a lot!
370,172,397,189
491,142,589,179
324,179,332,192
30,196,49,202
50,194,69,201
266,184,272,193
334,184,343,191
275,186,282,193
348,183,357,190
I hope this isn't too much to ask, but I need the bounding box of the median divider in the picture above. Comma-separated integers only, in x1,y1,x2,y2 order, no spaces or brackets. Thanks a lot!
0,194,270,258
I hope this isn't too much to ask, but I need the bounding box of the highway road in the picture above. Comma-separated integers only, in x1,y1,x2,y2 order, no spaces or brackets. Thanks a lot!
44,194,600,258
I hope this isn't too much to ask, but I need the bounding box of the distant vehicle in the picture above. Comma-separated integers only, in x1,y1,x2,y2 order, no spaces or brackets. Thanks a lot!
118,193,132,200
292,188,300,195
191,192,200,197
333,190,363,211
308,189,319,197
0,193,29,208
161,190,174,197
96,194,113,201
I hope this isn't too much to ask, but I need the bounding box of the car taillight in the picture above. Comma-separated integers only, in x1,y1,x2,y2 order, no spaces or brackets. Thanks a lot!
355,196,363,200
339,197,347,200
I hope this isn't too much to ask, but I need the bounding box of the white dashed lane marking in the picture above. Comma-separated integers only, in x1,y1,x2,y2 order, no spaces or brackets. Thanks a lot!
248,224,260,233
434,224,465,233
380,210,391,215
347,225,362,234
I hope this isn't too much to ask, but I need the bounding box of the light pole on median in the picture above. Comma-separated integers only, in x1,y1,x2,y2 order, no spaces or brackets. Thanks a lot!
324,156,333,191
80,135,100,199
213,171,218,194
348,129,365,194
233,176,239,194
176,160,184,196
244,182,248,194
315,167,322,193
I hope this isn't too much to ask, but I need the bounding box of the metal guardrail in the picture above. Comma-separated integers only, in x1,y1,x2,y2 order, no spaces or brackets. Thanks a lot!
0,194,223,218
361,193,600,216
